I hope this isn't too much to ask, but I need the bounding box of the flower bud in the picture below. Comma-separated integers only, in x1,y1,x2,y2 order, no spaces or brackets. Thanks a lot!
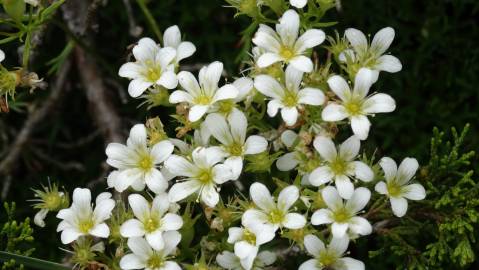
146,117,169,145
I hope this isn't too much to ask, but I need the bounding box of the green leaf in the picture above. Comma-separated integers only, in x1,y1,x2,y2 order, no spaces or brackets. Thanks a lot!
0,251,70,270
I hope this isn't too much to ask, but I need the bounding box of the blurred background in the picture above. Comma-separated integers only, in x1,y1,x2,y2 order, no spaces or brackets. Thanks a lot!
0,0,478,268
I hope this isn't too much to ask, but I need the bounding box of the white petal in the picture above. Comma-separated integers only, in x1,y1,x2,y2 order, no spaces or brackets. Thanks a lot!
257,250,277,266
348,216,372,236
242,209,270,229
213,84,239,102
250,182,275,211
213,164,234,184
178,71,201,96
228,109,247,144
0,49,5,62
283,213,306,229
353,68,374,99
151,140,174,164
129,124,148,146
128,79,152,97
235,241,258,259
371,27,395,55
151,194,170,216
224,156,243,180
289,56,313,73
254,74,284,99
216,251,240,269
146,230,164,250
345,28,368,54
295,29,325,52
298,88,325,105
299,259,318,270
72,188,91,207
375,55,402,73
89,223,110,238
157,47,176,68
133,38,158,62
281,107,299,126
276,152,299,171
313,136,337,162
252,29,281,52
303,234,325,257
200,61,223,92
128,237,152,257
338,257,365,270
176,41,196,62
204,113,233,145
379,157,397,181
163,25,181,48
290,0,307,8
281,130,298,148
309,166,334,186
363,93,396,114
168,180,201,202
164,155,196,177
397,157,419,185
119,62,141,78
285,65,303,91
328,236,349,255
188,105,209,122
267,99,284,117
374,181,387,195
346,187,371,213
350,115,371,140
120,254,146,270
257,53,283,68
162,213,183,231
157,71,178,89
331,222,349,238
327,75,351,101
34,209,48,227
201,184,220,207
311,209,333,225
60,228,83,244
390,197,408,217
352,161,374,182
244,136,268,155
233,77,254,101
93,198,115,222
321,186,343,211
403,184,426,200
277,10,300,46
128,194,150,219
322,103,349,121
335,175,355,200
278,185,299,211
169,90,193,104
162,230,182,255
114,169,139,192
339,135,360,161
227,227,244,243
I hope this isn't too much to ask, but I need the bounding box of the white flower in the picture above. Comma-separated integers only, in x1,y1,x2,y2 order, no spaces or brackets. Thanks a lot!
308,135,373,199
56,188,114,244
290,0,307,8
299,234,364,270
203,109,268,179
321,68,396,140
120,231,181,270
252,9,325,72
276,130,300,171
375,157,426,217
165,147,234,207
119,38,178,97
163,25,196,65
120,194,183,250
106,124,174,193
0,49,4,62
227,223,275,270
342,27,402,75
254,65,325,126
211,77,255,115
242,183,306,232
169,61,239,122
311,186,372,238
24,0,38,6
216,250,277,270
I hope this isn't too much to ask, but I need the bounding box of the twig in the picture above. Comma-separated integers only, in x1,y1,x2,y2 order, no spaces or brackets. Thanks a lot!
31,130,101,149
122,0,143,37
31,148,85,172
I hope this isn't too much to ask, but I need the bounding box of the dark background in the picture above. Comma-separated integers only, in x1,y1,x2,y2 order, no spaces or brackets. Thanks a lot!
0,0,478,268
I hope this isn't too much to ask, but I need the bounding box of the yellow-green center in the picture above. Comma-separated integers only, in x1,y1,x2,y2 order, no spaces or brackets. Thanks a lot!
282,90,299,107
280,46,295,60
44,193,62,210
330,158,348,175
217,100,235,114
387,181,403,197
146,253,165,269
268,208,284,224
243,229,256,245
332,207,351,223
344,100,363,115
144,217,160,233
138,155,154,171
193,95,212,105
226,142,244,156
197,168,213,184
144,60,163,82
318,250,338,267
78,219,95,233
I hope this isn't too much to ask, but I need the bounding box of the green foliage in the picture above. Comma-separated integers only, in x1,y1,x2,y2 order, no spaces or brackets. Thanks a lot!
365,125,479,269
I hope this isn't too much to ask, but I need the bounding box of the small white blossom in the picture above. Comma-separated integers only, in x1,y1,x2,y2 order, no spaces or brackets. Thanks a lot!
24,0,39,6
290,0,307,8
321,68,396,140
163,25,196,65
299,234,364,270
56,188,114,244
216,250,277,270
0,49,5,63
375,157,426,217
106,124,174,193
311,186,372,238
120,232,182,270
120,194,183,250
243,183,306,232
227,222,275,270
341,27,402,75
169,61,239,122
252,9,325,72
309,135,373,199
119,38,178,97
165,147,234,207
254,65,325,126
203,110,268,179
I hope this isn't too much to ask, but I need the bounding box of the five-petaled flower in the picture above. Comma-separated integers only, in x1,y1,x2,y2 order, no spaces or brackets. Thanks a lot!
162,25,196,66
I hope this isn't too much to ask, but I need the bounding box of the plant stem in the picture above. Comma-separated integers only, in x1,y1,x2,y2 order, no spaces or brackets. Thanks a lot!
136,0,162,43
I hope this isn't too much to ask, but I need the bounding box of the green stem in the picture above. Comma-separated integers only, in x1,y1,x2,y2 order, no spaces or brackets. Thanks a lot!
136,0,163,43
0,251,70,270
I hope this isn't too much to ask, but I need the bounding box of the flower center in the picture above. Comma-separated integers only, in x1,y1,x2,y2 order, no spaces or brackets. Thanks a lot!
387,181,402,197
144,217,160,233
268,208,284,224
333,207,351,223
318,250,338,267
144,60,163,82
138,154,154,171
194,94,212,105
344,100,363,115
78,218,94,233
282,90,298,107
197,168,213,184
217,100,235,114
279,46,295,60
44,193,62,210
330,158,348,175
226,142,244,156
243,229,256,245
147,253,165,269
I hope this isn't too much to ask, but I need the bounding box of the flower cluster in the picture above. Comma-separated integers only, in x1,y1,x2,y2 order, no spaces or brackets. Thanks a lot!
33,1,427,269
